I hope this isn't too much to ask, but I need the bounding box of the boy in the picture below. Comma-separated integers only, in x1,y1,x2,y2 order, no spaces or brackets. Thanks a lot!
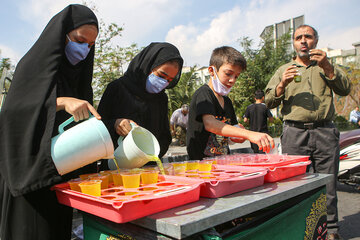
186,46,274,160
243,90,274,153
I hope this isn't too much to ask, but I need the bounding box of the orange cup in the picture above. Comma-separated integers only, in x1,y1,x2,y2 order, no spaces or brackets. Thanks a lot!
79,180,102,196
121,172,141,188
68,178,83,192
112,172,123,186
140,170,159,185
89,174,109,189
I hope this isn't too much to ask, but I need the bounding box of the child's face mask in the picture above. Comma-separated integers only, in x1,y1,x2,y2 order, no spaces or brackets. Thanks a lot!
211,66,232,96
145,73,169,93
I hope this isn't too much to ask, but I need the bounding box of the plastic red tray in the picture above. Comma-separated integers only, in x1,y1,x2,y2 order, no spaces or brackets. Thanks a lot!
216,154,310,167
51,176,201,223
264,161,311,182
198,166,267,198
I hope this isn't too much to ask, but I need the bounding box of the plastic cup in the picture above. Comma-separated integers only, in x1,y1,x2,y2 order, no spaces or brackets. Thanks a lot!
172,162,187,175
79,180,102,196
79,173,94,180
89,174,109,189
163,163,174,175
100,171,113,183
186,160,200,171
140,170,159,185
199,160,213,172
68,178,83,192
121,172,141,188
112,172,123,186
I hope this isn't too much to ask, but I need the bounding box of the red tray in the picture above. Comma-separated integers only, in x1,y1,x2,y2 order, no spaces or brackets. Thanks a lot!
198,166,267,198
215,154,310,167
264,161,311,182
51,176,201,223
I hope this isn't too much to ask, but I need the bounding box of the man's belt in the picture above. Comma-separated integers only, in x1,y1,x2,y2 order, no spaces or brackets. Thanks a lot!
284,120,332,130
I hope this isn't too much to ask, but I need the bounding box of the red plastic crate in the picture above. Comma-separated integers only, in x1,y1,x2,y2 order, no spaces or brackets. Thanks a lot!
51,175,201,223
198,166,267,198
264,161,311,182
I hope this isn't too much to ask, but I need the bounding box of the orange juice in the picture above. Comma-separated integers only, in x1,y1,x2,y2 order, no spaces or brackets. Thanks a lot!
199,160,213,172
172,162,187,175
140,171,159,185
112,172,123,186
89,174,109,189
68,178,83,192
121,172,141,188
79,180,102,196
186,160,200,171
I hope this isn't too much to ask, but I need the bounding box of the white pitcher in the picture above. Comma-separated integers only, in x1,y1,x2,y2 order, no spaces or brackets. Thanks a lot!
51,115,114,175
109,123,160,169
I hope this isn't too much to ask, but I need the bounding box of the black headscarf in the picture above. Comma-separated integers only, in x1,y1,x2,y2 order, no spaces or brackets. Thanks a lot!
0,4,98,196
121,42,184,99
98,42,183,158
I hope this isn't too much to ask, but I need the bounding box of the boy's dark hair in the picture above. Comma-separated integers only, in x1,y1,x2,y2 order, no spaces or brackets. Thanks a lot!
209,46,247,71
255,89,264,99
292,24,318,40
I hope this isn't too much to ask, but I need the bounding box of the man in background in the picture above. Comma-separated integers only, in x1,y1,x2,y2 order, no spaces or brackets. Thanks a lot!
349,106,360,127
243,89,274,153
170,104,189,146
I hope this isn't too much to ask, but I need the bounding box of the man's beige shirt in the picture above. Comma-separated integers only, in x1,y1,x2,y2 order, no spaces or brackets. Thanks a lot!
265,60,351,122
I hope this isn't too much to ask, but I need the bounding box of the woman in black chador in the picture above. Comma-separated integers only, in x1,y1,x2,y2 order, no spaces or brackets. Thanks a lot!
0,4,100,240
98,42,183,159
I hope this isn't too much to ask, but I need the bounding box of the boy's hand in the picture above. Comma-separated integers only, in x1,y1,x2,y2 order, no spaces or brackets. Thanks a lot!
114,118,137,137
248,132,275,153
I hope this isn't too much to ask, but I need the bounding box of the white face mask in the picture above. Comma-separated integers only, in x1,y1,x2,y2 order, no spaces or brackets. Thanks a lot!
211,66,232,96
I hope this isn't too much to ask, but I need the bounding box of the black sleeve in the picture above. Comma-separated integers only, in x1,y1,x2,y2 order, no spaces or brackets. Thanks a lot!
244,105,250,119
97,81,121,144
266,108,273,118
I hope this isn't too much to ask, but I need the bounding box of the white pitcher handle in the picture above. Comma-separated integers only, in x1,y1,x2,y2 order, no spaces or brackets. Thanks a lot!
58,113,93,134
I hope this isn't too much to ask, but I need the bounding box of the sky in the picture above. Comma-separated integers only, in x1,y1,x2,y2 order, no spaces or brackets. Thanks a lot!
1,0,360,67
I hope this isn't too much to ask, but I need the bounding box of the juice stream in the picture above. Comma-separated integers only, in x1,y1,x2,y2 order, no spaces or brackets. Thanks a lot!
149,155,165,175
112,158,121,173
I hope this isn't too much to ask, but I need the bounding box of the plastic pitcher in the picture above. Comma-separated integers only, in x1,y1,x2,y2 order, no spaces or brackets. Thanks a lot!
109,124,160,169
51,115,114,175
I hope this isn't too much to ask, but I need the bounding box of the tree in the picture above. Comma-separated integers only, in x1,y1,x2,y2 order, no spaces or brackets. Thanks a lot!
229,29,293,118
167,65,202,115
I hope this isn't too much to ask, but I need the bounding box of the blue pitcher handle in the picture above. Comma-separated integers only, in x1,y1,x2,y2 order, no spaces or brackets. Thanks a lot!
58,114,94,134
117,122,137,145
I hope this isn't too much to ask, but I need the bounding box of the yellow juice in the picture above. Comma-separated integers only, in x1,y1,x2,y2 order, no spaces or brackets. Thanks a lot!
68,178,83,192
199,161,213,172
89,174,109,189
112,172,123,186
172,162,187,175
186,161,199,171
141,171,159,185
79,180,102,196
148,155,165,175
122,173,141,188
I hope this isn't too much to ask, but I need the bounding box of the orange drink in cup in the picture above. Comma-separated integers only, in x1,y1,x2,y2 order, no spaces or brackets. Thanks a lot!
68,178,83,192
111,171,123,186
172,162,187,176
140,170,159,185
79,180,102,196
121,172,141,188
186,160,200,171
100,171,113,183
199,160,213,172
89,174,109,189
79,173,94,180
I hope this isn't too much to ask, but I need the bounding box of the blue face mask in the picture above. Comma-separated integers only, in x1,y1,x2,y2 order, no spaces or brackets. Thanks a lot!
65,35,91,65
145,73,169,93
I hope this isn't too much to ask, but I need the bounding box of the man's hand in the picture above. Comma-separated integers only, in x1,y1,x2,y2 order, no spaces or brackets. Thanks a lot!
276,65,298,96
309,49,334,78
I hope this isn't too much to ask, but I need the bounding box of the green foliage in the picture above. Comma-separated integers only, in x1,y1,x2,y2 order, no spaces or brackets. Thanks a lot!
167,66,202,115
92,20,142,102
229,28,293,119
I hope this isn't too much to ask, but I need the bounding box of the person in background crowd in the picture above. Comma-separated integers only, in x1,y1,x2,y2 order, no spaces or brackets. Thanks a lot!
170,104,189,146
97,42,183,160
244,89,274,153
0,5,100,240
349,106,360,127
186,46,274,160
265,24,351,240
